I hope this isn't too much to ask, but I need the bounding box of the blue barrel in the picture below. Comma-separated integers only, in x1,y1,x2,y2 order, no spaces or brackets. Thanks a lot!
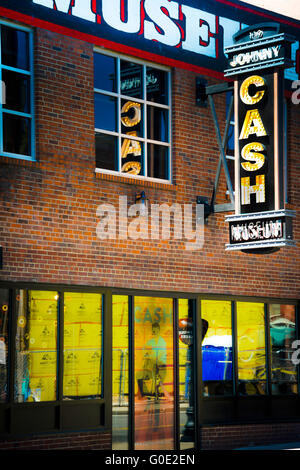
202,346,232,381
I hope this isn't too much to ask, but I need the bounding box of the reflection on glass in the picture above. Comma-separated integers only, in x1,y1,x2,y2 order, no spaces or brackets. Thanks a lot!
121,99,144,176
226,91,234,158
270,304,297,395
121,100,143,137
147,144,168,180
0,289,9,402
121,139,143,176
94,52,117,92
134,297,174,450
14,290,58,402
147,106,168,143
201,300,233,396
95,93,117,132
178,299,195,450
237,302,266,395
112,296,129,450
2,70,30,114
146,67,168,104
96,133,118,171
120,60,143,98
63,293,102,400
1,25,29,70
3,114,31,156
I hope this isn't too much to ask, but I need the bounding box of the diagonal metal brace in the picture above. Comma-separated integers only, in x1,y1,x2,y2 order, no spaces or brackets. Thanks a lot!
208,93,235,205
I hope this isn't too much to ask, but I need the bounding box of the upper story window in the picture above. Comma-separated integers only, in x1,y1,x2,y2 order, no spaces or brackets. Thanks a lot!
0,22,35,161
94,51,171,182
225,91,235,190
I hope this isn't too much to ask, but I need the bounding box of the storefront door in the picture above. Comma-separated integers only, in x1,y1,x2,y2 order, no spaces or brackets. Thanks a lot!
134,296,175,450
112,295,196,451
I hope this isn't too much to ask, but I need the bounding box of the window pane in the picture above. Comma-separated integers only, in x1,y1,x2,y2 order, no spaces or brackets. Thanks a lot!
94,52,117,92
120,60,143,98
121,99,143,137
96,133,118,171
112,295,129,450
147,144,169,180
121,139,144,176
237,302,266,395
178,299,195,450
226,91,234,158
147,106,168,142
134,296,174,450
147,67,168,105
270,304,297,395
3,114,31,156
14,290,58,403
201,300,233,396
2,70,30,113
63,293,102,400
95,93,117,132
1,25,29,70
0,289,9,402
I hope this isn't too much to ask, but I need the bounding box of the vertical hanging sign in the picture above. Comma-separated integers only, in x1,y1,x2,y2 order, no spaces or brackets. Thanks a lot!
224,23,296,253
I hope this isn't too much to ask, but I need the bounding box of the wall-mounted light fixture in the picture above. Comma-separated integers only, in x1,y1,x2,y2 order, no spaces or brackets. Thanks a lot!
195,77,208,107
135,190,148,216
196,196,214,221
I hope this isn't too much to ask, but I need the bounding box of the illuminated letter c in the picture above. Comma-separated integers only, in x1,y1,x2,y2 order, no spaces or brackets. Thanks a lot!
240,75,266,105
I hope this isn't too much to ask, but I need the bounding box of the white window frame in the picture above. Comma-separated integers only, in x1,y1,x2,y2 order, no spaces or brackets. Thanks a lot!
94,48,172,184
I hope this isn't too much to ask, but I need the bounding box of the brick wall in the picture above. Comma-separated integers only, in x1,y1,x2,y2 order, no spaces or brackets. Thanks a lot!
201,423,300,450
1,424,299,450
0,431,111,450
0,26,299,299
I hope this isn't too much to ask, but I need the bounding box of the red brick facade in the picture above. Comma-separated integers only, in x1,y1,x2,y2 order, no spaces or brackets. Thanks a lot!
0,23,299,451
0,431,112,450
0,27,299,297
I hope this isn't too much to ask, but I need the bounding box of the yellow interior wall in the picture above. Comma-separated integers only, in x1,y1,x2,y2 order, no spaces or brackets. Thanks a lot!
237,302,265,381
26,291,102,401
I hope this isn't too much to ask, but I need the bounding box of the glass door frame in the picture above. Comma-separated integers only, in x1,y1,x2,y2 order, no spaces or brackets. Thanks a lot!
112,291,199,451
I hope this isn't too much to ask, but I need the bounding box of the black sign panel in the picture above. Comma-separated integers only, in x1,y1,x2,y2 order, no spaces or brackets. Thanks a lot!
0,0,299,82
224,23,295,252
238,72,275,214
229,215,293,245
224,23,294,77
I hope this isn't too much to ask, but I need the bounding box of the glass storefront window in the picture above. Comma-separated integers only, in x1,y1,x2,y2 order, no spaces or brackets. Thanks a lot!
63,292,103,400
201,300,233,396
270,304,297,395
134,296,174,450
112,295,129,450
0,289,9,402
178,299,195,449
14,290,58,403
237,302,266,395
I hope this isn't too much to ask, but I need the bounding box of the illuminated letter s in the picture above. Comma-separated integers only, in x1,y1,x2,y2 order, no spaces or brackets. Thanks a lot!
144,0,181,47
241,142,265,172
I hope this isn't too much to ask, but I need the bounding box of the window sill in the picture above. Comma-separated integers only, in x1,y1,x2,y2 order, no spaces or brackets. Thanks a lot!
0,155,37,166
95,170,177,191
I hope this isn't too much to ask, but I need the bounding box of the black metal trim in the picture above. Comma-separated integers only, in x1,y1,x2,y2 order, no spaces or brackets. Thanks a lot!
128,295,134,451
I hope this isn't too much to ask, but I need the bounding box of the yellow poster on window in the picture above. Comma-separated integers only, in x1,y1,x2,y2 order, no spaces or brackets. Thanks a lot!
25,291,58,402
237,302,266,381
63,292,102,398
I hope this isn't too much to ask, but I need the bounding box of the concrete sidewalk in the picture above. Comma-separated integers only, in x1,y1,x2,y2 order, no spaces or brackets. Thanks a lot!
236,442,300,450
